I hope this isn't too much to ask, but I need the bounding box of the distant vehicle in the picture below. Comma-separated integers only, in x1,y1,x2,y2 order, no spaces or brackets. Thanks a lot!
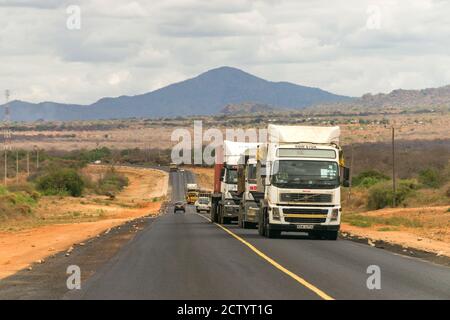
174,202,186,213
195,195,211,213
170,163,178,172
179,168,185,172
186,183,199,204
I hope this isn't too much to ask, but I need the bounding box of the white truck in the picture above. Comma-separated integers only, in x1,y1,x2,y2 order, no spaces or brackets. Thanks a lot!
186,183,199,204
195,191,212,213
210,140,259,224
256,125,350,239
237,148,261,229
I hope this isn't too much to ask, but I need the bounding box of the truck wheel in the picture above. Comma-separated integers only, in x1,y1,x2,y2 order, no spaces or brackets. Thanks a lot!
324,231,338,240
237,215,243,228
242,221,252,229
258,210,265,236
219,205,226,224
210,203,217,223
263,211,280,238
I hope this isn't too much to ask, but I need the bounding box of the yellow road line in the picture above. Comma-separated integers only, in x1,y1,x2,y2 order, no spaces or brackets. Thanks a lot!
196,213,335,300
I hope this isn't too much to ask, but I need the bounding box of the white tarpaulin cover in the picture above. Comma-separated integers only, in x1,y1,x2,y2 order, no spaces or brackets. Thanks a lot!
223,140,259,165
267,124,340,144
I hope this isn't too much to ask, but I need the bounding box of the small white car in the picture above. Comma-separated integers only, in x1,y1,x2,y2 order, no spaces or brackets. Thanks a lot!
195,197,211,213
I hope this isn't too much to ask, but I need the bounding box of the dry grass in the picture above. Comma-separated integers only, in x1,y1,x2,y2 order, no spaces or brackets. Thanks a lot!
0,165,168,232
10,112,450,151
186,166,214,191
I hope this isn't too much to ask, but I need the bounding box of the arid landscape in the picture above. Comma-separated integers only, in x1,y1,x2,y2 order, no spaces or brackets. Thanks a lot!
0,165,168,279
8,111,450,151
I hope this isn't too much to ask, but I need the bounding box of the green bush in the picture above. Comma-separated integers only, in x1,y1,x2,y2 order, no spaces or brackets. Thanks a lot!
0,185,7,196
0,190,37,220
367,180,418,210
36,168,85,197
96,170,129,195
418,168,444,188
353,170,389,188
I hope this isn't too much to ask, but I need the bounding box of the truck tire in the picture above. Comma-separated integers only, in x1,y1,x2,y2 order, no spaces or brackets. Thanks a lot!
323,230,338,240
263,210,280,238
218,204,228,224
210,203,218,223
258,210,265,236
242,221,254,229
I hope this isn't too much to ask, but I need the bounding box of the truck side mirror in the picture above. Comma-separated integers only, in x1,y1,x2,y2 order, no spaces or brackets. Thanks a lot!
220,168,225,182
262,164,271,186
342,167,351,187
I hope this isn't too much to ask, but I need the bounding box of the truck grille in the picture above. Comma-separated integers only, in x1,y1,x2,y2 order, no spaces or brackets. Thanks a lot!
284,217,326,224
283,208,328,215
280,193,332,203
282,208,328,224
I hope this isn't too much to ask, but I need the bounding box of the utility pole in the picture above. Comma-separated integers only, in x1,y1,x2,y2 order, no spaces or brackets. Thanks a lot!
16,150,19,184
27,150,30,176
347,144,354,204
34,145,39,169
3,151,6,186
392,126,396,207
3,90,12,186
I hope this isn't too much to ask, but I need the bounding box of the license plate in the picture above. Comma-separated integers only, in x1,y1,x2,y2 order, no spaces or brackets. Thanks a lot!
296,224,314,230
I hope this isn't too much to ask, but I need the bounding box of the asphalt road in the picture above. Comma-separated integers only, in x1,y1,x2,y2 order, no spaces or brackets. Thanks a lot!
68,170,450,300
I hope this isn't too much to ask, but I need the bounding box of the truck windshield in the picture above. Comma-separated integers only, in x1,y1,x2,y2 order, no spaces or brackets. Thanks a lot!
247,164,256,183
225,169,238,184
271,160,339,189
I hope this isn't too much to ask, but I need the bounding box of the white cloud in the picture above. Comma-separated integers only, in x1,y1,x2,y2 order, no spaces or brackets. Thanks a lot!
1,0,450,104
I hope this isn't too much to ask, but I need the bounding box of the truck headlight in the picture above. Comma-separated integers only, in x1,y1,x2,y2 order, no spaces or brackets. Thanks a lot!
331,208,339,221
272,207,280,220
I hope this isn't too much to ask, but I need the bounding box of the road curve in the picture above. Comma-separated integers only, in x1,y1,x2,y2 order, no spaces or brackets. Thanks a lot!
68,171,450,300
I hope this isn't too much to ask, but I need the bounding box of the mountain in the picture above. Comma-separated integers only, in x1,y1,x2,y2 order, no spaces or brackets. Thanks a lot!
309,85,450,114
1,66,351,122
220,102,277,115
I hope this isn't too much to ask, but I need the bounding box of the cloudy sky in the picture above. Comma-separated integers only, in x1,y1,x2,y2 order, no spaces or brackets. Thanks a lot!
1,0,450,104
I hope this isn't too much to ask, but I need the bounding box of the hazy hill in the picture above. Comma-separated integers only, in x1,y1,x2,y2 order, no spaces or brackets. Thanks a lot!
220,102,278,115
309,85,450,114
0,67,350,121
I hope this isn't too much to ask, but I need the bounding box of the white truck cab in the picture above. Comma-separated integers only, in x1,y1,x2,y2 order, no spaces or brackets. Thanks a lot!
257,125,350,239
237,155,261,228
211,140,259,224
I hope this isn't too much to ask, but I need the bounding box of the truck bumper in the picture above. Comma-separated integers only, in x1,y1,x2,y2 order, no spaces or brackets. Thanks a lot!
269,223,340,232
244,206,259,223
223,205,239,218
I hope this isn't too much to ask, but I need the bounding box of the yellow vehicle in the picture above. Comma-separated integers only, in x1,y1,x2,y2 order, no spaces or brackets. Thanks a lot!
186,183,199,204
186,191,199,204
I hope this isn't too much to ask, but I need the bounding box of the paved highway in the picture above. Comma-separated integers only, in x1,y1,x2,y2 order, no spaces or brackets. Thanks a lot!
68,170,450,300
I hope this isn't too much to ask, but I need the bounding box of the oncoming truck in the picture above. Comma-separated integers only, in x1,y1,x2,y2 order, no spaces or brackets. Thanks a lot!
256,125,350,239
186,183,199,204
210,140,259,224
237,147,261,229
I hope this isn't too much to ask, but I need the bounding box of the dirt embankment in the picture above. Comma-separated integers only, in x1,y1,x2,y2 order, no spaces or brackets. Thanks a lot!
185,166,214,191
190,166,450,258
0,165,168,279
